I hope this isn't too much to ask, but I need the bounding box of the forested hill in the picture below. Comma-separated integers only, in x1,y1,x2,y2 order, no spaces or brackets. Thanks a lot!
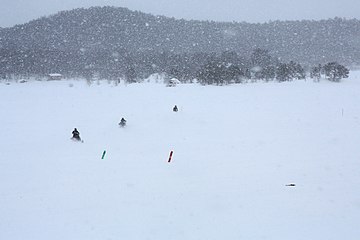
1,6,360,65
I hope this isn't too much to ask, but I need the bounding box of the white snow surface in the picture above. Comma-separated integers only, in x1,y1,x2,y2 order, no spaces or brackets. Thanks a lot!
1,74,360,240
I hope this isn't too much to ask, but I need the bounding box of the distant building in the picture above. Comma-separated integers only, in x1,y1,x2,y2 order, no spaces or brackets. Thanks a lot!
48,73,63,80
166,78,181,87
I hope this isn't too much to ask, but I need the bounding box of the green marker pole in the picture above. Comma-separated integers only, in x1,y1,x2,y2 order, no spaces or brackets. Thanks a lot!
101,150,106,159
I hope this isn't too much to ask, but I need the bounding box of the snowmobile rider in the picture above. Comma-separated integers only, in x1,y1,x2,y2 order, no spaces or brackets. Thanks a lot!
119,118,127,127
72,128,81,140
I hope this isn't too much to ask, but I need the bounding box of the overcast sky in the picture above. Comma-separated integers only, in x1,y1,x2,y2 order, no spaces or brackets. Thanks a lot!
1,0,360,27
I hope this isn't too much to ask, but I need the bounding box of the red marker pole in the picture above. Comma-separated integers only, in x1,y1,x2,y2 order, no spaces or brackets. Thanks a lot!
168,151,174,163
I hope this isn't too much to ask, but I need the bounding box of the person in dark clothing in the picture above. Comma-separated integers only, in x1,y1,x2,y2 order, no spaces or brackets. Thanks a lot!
173,105,178,112
119,118,127,127
72,128,81,141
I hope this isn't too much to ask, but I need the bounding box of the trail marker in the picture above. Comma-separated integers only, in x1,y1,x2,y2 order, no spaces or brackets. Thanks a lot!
168,151,174,163
101,150,106,159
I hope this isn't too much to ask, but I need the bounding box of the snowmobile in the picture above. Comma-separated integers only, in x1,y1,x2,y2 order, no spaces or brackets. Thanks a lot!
119,118,127,127
71,128,82,141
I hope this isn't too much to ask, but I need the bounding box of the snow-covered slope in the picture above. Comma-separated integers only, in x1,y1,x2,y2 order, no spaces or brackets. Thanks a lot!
1,75,360,240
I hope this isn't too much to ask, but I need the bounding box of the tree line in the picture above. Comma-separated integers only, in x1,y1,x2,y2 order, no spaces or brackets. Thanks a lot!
0,47,349,84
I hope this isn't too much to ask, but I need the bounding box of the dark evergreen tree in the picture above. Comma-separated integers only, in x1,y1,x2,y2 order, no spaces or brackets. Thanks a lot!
196,57,222,85
310,64,322,82
226,65,244,83
249,48,276,80
276,63,292,82
262,65,276,81
288,61,305,80
323,62,349,82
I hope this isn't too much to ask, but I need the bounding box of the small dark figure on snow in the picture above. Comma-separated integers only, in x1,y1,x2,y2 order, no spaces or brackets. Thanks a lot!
173,105,178,112
119,117,127,127
72,128,81,141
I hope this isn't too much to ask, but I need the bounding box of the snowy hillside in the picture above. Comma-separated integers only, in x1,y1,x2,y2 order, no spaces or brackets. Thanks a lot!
1,74,360,240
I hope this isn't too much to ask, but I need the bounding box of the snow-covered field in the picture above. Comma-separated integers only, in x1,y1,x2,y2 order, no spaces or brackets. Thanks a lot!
1,74,360,240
